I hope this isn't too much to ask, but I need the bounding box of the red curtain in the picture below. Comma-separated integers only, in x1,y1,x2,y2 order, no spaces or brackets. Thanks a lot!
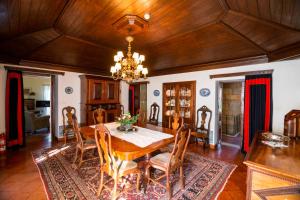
5,70,25,147
243,74,272,152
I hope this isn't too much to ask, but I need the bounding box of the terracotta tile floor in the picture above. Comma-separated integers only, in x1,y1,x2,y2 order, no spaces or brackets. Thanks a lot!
0,134,247,200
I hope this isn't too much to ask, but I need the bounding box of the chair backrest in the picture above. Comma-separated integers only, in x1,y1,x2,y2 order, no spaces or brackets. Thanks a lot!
71,114,84,147
168,112,184,130
137,109,146,126
93,108,107,124
62,106,76,130
195,105,212,134
149,102,160,124
169,126,191,170
94,124,116,173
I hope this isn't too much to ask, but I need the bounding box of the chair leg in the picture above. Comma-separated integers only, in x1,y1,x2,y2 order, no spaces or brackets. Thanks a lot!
144,165,151,193
97,171,104,196
64,132,67,144
112,176,119,200
73,147,78,164
166,172,172,199
79,149,84,167
180,166,184,189
136,171,141,192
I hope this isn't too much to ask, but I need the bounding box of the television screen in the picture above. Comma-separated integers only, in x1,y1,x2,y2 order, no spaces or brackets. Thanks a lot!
36,100,50,108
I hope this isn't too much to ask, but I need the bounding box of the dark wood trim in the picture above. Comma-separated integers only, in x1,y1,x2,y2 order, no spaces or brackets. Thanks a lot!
20,59,108,75
220,21,267,54
210,69,273,79
24,33,63,59
217,0,229,11
269,42,300,61
4,66,65,75
228,10,300,32
53,0,71,27
79,74,119,81
130,81,150,85
149,55,268,77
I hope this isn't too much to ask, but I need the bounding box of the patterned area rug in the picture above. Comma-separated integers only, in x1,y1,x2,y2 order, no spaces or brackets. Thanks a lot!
32,143,236,200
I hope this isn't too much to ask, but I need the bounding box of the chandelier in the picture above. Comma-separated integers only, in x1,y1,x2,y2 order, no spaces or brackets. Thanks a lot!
110,36,148,83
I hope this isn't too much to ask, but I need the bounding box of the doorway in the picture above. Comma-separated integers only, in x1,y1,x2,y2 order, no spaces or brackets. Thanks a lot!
128,82,148,116
217,81,244,148
23,74,52,141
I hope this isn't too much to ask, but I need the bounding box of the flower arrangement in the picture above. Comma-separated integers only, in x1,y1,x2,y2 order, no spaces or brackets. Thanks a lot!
117,113,139,127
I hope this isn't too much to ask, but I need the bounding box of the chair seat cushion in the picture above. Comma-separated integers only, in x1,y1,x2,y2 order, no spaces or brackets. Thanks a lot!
150,152,174,169
119,160,138,172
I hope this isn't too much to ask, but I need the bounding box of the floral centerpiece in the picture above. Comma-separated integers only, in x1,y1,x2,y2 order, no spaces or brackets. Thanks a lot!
116,113,139,132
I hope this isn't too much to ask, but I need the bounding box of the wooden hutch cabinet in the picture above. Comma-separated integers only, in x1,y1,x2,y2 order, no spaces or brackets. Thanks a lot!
162,81,196,128
80,75,120,125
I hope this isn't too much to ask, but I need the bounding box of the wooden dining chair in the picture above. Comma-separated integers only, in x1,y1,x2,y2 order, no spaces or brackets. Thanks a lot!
94,124,141,199
62,106,76,144
192,105,212,149
145,126,191,199
72,115,97,168
149,102,160,125
93,108,107,124
168,112,184,130
137,109,147,126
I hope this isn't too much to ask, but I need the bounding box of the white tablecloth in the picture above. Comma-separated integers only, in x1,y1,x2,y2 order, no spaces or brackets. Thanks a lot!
91,122,173,148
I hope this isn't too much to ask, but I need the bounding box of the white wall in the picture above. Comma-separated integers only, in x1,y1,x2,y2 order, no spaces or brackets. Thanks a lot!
121,59,300,144
120,80,129,113
56,72,82,137
23,75,51,100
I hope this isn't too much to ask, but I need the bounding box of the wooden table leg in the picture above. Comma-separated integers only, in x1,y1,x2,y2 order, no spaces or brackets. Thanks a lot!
142,153,151,193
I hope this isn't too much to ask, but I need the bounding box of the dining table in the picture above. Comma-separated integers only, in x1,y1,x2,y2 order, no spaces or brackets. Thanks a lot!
79,122,176,161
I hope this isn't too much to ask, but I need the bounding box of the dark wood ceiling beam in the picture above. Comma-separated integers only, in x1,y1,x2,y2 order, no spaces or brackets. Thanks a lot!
0,53,20,64
217,0,229,11
149,55,268,76
4,65,65,75
220,21,268,55
23,32,63,59
228,10,300,33
269,42,300,61
64,35,117,51
53,0,72,28
148,20,219,48
210,69,274,79
19,59,108,75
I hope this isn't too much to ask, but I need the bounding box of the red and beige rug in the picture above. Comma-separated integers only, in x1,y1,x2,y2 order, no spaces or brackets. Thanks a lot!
32,143,236,200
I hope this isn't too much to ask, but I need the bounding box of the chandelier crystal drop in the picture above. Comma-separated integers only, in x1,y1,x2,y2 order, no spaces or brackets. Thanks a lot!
110,36,148,83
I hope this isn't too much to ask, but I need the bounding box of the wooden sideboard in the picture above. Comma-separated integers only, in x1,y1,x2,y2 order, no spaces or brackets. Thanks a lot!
244,134,300,200
80,75,120,125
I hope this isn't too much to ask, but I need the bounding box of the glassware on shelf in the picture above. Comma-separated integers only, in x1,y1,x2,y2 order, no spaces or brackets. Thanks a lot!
184,110,190,118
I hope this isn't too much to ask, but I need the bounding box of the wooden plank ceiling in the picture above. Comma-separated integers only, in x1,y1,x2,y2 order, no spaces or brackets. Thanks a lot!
0,0,300,76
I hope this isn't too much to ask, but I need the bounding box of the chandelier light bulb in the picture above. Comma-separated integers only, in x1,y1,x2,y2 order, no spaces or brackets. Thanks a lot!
139,55,145,62
142,68,148,75
115,63,121,70
132,52,139,60
110,66,116,73
137,64,143,71
114,55,119,62
117,51,124,58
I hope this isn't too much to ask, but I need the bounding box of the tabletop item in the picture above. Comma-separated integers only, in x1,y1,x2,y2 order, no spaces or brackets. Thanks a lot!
116,113,138,132
103,122,173,148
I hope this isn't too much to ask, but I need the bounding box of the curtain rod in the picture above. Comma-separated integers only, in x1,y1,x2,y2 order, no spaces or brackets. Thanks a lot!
4,66,65,76
210,69,274,79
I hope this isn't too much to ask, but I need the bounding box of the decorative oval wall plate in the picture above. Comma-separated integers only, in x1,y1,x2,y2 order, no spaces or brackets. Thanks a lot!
200,88,210,97
65,86,73,94
153,89,160,96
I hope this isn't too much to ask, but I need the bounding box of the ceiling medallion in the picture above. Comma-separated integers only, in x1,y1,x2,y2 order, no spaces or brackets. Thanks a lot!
112,14,149,35
110,36,148,83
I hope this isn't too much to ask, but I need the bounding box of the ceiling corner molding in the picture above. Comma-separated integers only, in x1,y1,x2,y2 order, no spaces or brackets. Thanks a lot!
20,59,108,75
269,42,300,61
210,69,274,79
149,55,268,77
